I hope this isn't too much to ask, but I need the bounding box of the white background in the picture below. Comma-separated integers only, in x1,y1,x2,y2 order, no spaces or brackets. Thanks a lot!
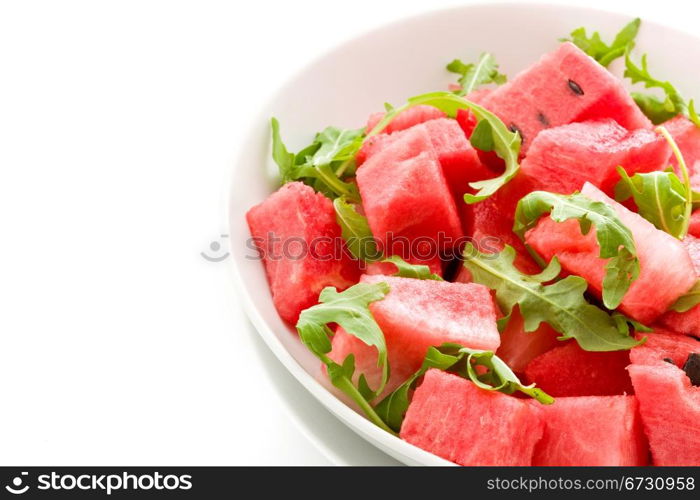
0,0,696,465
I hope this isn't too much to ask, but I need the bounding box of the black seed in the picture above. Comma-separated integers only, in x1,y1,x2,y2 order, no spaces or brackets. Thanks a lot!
537,111,550,126
568,79,584,96
663,357,675,365
508,124,524,142
683,352,700,386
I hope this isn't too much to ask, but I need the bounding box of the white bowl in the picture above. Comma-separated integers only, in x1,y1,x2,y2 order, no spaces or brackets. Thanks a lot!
228,3,699,466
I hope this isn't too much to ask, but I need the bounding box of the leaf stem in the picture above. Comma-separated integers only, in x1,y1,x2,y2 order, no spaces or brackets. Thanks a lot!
331,374,396,435
656,125,692,238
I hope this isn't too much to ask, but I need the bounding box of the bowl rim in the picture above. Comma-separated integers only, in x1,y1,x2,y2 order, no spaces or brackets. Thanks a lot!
227,1,696,465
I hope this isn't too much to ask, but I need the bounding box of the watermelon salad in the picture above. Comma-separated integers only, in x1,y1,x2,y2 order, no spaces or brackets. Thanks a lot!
246,18,700,466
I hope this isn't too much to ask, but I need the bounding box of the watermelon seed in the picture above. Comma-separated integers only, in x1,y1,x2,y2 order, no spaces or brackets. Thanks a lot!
567,79,584,96
663,357,675,365
682,353,700,386
508,124,524,142
537,112,550,126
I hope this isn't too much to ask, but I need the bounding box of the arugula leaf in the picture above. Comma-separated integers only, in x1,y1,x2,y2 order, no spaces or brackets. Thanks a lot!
375,343,553,432
615,167,688,238
370,92,521,203
513,191,640,309
611,312,653,334
269,119,363,201
689,100,700,128
624,52,693,125
562,18,640,67
669,281,700,313
446,52,506,96
655,125,694,238
296,282,394,433
381,255,443,281
462,243,644,351
333,196,382,262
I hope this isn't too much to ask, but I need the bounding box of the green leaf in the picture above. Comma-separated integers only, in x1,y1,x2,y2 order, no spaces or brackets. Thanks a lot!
375,343,553,432
269,119,364,200
462,244,644,352
562,18,640,67
333,196,382,262
368,92,521,202
446,52,507,96
270,118,296,182
611,312,653,334
513,191,640,309
669,280,700,313
296,282,394,433
381,255,443,281
655,125,694,239
614,167,688,238
624,52,691,125
689,100,700,128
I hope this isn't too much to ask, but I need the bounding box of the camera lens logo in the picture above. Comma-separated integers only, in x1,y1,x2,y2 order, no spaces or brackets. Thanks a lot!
201,234,229,262
6,472,29,495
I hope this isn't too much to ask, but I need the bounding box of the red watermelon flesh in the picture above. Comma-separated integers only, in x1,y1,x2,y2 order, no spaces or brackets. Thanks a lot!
356,127,463,258
628,362,700,465
246,182,360,323
357,118,492,195
532,395,648,466
328,274,500,394
524,341,633,396
480,42,651,153
364,254,444,277
496,307,561,374
400,369,544,466
525,182,697,324
467,171,541,274
521,120,671,196
690,211,700,238
657,236,700,336
630,329,700,368
365,104,445,134
665,115,700,190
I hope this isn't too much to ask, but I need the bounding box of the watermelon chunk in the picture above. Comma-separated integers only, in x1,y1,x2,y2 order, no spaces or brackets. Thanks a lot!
689,211,700,238
628,362,700,465
480,42,651,152
532,395,648,466
356,127,463,258
328,274,500,394
664,115,700,190
358,118,492,195
629,329,700,367
465,171,541,274
246,182,360,323
365,105,445,134
521,120,670,196
526,182,697,324
400,369,544,466
524,341,633,396
496,307,561,374
658,235,700,336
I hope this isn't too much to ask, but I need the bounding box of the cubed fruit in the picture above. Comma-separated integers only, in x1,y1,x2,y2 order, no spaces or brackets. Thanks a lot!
328,274,500,395
532,395,648,466
689,211,700,238
524,341,633,396
365,105,445,134
246,182,360,323
521,120,670,196
664,115,700,190
480,42,651,152
400,369,544,466
658,236,700,336
628,362,700,465
525,182,697,324
466,172,541,274
629,329,700,368
358,118,492,195
357,127,463,258
496,307,561,374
